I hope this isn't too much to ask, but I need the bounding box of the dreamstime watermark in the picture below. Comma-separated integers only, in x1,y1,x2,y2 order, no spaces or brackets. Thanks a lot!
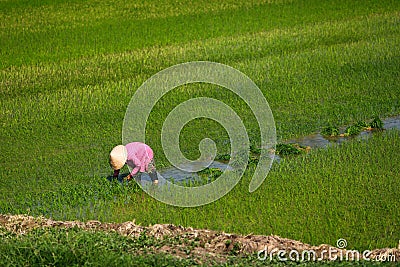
122,61,276,207
257,238,396,262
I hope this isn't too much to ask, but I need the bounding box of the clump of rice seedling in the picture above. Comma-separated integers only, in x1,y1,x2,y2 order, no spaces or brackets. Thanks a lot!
248,154,259,164
340,117,384,137
296,144,311,153
216,154,230,161
369,116,384,130
215,146,264,164
250,145,261,155
197,167,223,182
275,143,306,156
321,126,340,137
247,145,262,164
355,120,369,128
344,125,362,136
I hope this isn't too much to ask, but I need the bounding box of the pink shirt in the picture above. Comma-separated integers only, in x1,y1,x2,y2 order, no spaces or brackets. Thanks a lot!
125,142,154,176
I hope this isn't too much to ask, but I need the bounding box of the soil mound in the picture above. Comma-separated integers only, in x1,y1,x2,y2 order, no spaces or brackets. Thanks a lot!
1,214,398,263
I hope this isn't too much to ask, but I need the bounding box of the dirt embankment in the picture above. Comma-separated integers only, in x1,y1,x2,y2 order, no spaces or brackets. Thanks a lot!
1,214,398,263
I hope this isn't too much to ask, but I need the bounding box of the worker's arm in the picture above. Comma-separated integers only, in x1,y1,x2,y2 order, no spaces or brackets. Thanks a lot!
126,156,141,180
113,169,120,178
128,166,140,177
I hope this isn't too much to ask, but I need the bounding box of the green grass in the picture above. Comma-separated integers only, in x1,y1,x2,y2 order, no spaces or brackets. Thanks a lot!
0,226,199,267
1,0,400,265
0,226,397,266
1,0,398,68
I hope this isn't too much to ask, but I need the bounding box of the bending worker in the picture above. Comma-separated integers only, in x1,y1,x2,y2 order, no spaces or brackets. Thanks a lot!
109,142,158,184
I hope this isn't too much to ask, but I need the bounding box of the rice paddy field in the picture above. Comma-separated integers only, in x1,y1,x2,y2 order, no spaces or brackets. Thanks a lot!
1,0,400,265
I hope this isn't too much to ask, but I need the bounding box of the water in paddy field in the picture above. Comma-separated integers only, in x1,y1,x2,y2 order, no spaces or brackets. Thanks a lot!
383,115,400,131
109,115,400,184
106,161,231,186
285,115,400,149
156,160,231,185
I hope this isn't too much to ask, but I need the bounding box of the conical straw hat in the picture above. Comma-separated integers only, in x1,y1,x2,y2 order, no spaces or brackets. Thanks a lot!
109,145,127,170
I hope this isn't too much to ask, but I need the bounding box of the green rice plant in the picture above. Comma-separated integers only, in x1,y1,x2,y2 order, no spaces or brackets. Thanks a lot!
355,120,369,129
0,178,141,221
250,145,262,155
369,116,384,130
321,126,340,137
0,227,198,267
215,154,231,161
344,125,362,136
248,155,260,164
275,143,303,156
215,146,262,165
197,167,223,183
344,117,383,136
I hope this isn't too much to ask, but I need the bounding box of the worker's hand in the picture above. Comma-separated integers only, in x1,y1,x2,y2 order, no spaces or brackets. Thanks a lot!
126,174,132,181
